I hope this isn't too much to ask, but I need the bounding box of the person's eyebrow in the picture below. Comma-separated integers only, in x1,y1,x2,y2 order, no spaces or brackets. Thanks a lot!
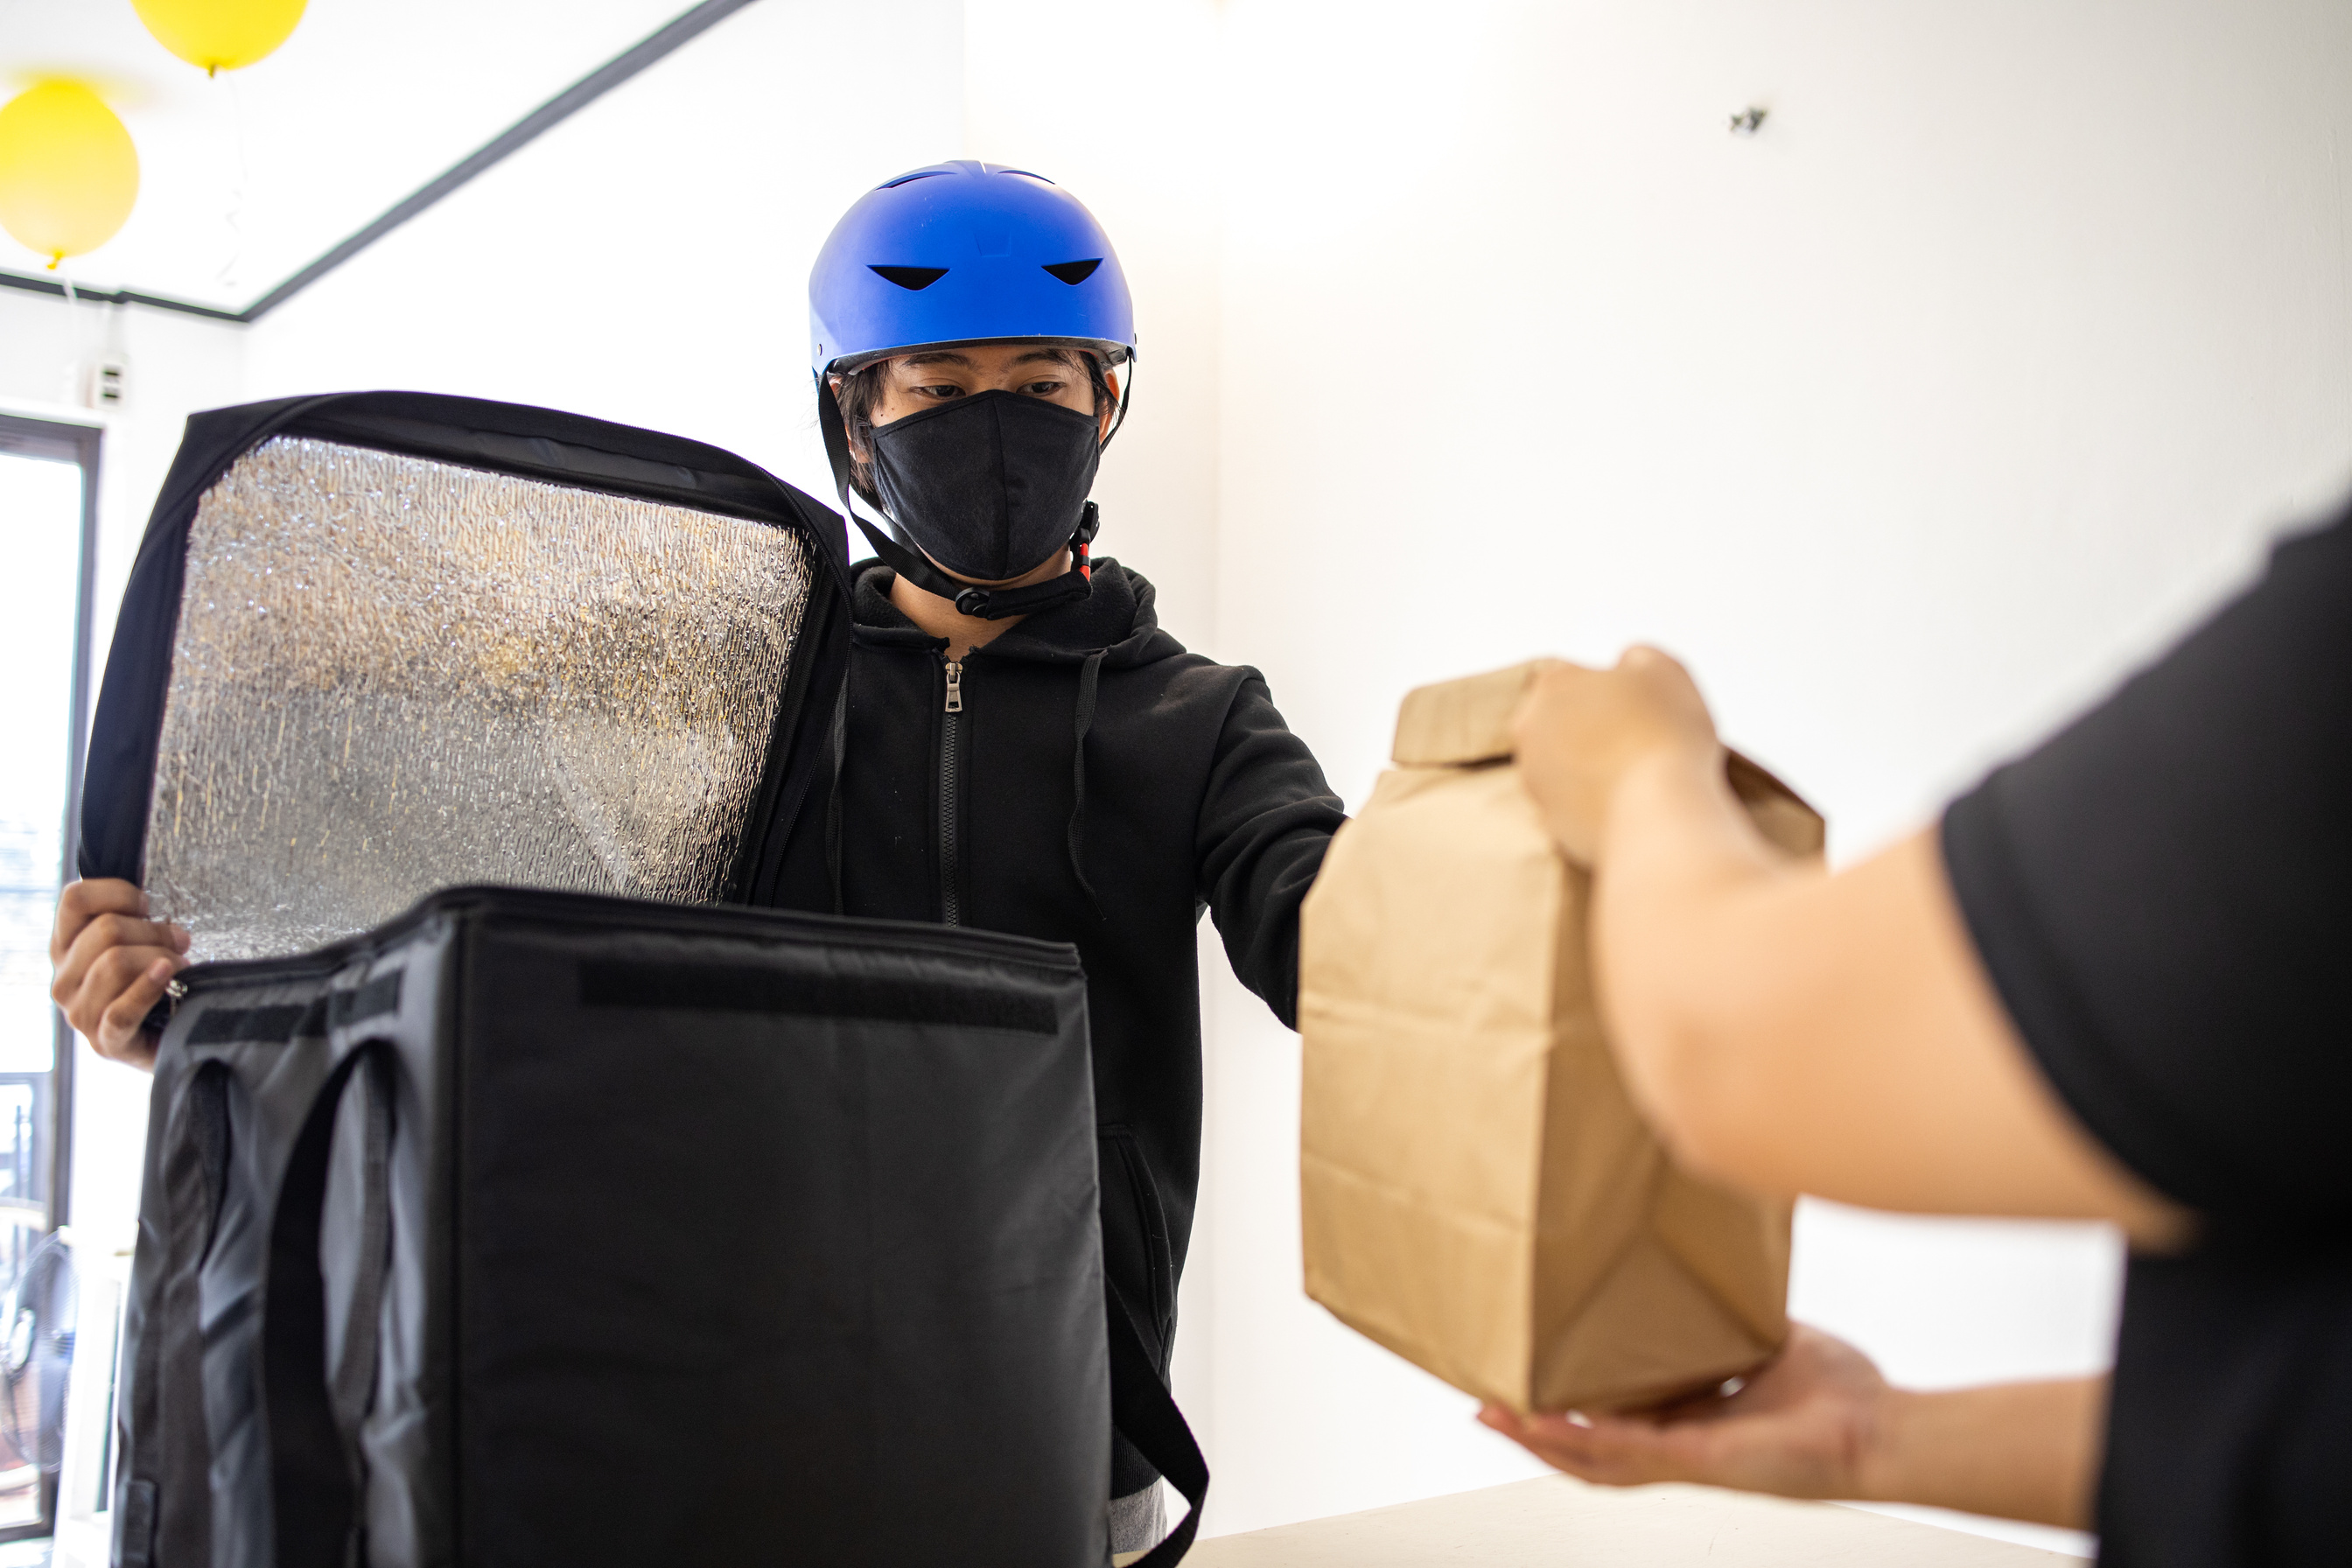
898,351,974,368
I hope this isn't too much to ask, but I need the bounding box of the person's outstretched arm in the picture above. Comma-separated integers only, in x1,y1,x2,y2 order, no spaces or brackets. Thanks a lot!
1508,651,2189,1250
1490,671,2144,1525
1498,513,2350,1549
1196,671,1348,1026
1480,1325,2106,1529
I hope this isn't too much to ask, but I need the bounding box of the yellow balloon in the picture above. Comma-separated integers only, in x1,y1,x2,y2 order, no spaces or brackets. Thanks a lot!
131,0,309,74
0,81,141,270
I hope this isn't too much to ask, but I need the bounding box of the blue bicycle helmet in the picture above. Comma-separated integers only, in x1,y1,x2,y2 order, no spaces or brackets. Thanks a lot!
808,160,1136,376
809,161,1136,620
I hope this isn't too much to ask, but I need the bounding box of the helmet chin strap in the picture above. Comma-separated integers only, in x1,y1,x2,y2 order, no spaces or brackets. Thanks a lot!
816,374,1098,621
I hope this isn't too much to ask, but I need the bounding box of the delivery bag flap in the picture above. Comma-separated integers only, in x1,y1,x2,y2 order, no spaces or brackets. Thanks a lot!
78,392,850,961
1300,660,1822,1413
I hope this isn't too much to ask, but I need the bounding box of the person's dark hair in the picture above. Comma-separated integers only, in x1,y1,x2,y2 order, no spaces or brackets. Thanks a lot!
833,346,1116,507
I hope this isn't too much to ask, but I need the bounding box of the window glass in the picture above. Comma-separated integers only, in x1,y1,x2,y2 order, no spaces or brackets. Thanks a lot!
0,444,85,1534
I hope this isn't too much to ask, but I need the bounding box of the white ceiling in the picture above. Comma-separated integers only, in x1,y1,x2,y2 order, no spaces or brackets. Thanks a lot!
1,0,702,312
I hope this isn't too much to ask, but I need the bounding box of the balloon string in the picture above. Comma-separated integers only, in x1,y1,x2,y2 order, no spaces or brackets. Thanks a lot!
62,276,85,401
217,71,250,290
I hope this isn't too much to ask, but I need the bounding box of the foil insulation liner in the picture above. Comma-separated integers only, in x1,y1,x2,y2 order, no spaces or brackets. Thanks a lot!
143,438,814,962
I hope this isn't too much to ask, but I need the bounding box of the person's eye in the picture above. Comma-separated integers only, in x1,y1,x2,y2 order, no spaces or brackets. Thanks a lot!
1020,380,1068,397
911,383,965,400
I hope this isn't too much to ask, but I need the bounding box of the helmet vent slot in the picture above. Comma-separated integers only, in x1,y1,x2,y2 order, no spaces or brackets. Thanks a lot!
1042,259,1102,285
869,265,948,290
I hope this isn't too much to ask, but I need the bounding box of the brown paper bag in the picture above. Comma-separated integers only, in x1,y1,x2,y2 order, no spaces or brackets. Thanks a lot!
1298,661,1824,1414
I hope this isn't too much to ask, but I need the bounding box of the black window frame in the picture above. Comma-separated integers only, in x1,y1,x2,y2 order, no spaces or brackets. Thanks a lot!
0,410,102,1544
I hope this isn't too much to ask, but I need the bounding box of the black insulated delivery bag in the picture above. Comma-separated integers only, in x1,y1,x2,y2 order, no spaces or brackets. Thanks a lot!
123,887,1201,1568
80,394,1206,1565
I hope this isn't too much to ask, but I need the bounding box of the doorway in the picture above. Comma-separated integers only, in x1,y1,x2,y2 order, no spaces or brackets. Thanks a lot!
0,413,101,1543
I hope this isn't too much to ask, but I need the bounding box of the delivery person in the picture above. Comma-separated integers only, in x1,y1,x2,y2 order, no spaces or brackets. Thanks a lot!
51,160,1348,1557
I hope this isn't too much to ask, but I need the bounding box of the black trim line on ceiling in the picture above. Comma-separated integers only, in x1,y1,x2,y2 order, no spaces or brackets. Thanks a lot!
0,0,760,326
0,273,245,318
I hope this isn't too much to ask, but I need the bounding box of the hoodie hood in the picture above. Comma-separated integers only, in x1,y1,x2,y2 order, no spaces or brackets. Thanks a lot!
850,558,1185,670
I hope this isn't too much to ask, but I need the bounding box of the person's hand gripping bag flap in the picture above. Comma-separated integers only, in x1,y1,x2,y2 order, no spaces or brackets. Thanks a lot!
1298,661,1824,1415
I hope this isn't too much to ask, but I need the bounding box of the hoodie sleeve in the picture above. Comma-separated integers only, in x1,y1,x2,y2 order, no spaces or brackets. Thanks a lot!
1196,671,1348,1028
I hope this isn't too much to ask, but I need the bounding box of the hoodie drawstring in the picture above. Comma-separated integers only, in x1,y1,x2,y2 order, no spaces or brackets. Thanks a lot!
831,646,1110,926
1068,651,1107,924
824,672,849,915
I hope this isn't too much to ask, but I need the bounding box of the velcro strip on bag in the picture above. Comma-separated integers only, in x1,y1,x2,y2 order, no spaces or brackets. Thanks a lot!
186,970,406,1044
579,960,1059,1033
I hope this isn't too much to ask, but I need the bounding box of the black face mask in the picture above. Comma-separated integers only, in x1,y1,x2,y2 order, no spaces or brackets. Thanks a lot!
870,388,1102,583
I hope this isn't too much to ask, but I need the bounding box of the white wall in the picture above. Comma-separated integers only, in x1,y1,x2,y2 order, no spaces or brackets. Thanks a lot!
1186,0,2352,1550
21,0,2352,1552
960,0,1227,653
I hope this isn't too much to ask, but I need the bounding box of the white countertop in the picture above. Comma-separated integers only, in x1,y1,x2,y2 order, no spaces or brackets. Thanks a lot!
1185,1477,2076,1566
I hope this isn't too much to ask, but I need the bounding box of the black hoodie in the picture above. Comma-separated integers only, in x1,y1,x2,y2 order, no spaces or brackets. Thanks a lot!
762,558,1345,1487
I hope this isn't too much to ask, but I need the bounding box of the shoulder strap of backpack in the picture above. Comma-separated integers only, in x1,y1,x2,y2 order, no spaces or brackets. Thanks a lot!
1106,1279,1208,1566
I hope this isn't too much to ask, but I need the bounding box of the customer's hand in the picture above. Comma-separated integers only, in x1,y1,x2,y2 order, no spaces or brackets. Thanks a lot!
50,879,187,1071
1478,1325,1892,1501
1509,648,1718,864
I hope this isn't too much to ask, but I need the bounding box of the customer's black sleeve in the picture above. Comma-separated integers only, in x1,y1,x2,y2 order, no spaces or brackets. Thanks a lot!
1195,672,1348,1029
1940,502,2352,1224
1940,506,2352,1567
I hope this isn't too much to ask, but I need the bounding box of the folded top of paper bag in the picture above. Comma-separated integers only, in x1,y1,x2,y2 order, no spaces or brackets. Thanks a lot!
1391,659,1824,860
1392,660,1557,766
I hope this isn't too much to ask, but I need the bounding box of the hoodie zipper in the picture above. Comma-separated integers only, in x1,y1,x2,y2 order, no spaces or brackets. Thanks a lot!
939,657,963,926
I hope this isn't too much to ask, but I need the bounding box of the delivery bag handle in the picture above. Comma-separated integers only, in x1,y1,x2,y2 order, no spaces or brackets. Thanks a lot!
116,1059,233,1568
259,1040,397,1568
1107,1276,1208,1566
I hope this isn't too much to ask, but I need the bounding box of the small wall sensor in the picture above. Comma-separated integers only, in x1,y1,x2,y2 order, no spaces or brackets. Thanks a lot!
85,355,130,410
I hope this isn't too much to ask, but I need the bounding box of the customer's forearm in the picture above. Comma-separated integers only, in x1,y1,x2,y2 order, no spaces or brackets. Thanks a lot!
1586,746,1812,1169
1859,1376,2106,1529
1516,656,2193,1235
1586,760,2189,1237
